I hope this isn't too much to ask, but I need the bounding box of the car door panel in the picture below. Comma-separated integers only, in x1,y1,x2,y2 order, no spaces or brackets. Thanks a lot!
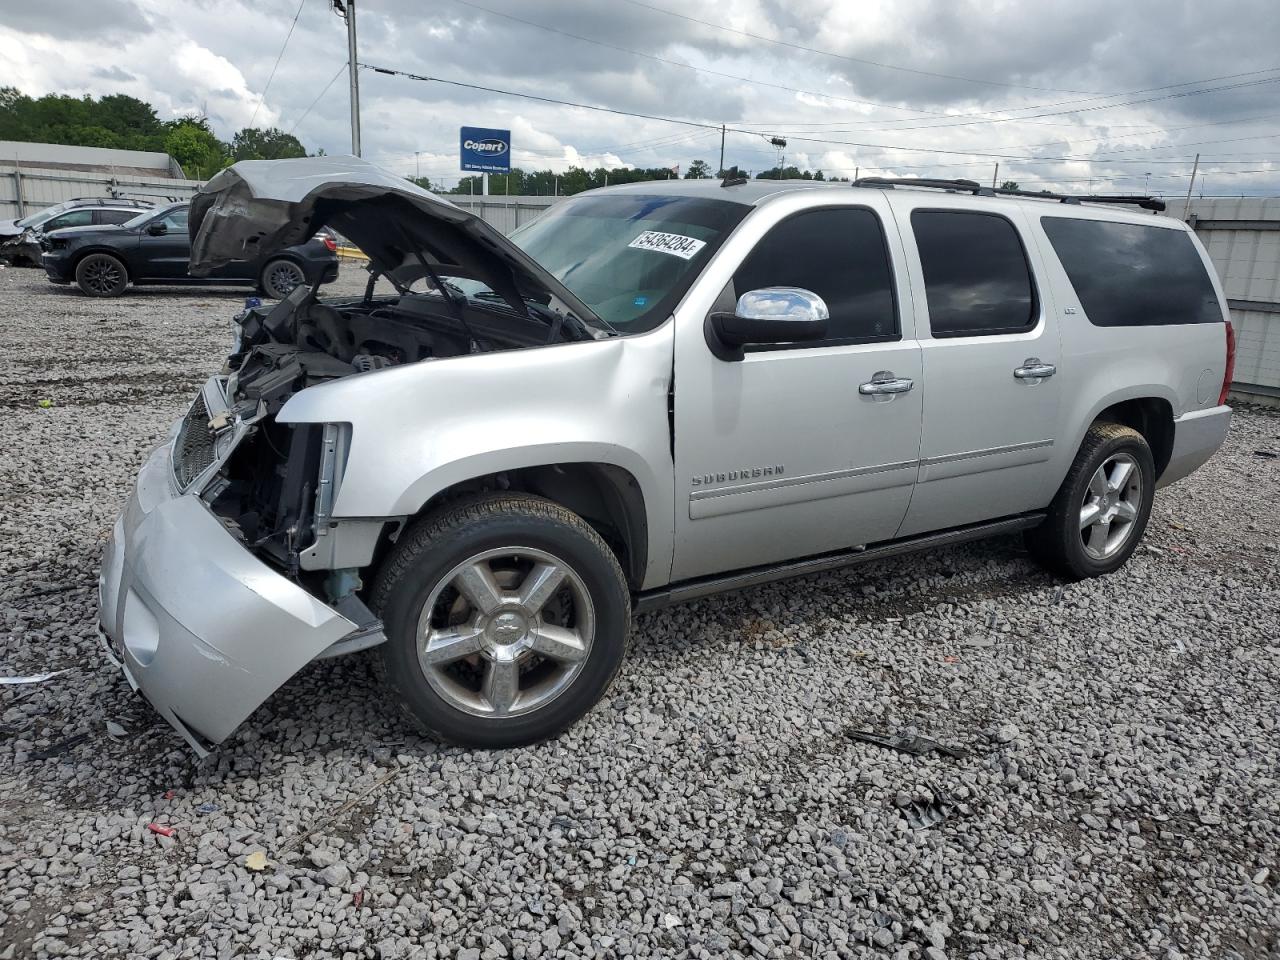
889,198,1063,538
135,209,192,279
670,195,924,582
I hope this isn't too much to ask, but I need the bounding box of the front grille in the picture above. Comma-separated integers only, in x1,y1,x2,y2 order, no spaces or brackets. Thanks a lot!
173,393,217,490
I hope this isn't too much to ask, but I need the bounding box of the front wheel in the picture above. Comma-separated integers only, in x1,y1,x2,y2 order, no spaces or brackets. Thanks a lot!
371,494,631,747
1025,422,1155,580
75,253,128,297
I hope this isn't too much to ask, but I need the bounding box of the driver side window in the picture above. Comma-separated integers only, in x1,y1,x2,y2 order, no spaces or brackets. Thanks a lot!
158,209,189,232
733,206,899,347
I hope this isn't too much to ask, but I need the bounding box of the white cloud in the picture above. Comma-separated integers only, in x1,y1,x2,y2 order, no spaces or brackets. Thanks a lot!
0,0,1276,194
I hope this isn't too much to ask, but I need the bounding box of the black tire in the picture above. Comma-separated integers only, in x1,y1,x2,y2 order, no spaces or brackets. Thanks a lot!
259,258,306,299
75,253,128,297
1025,422,1155,580
371,493,631,748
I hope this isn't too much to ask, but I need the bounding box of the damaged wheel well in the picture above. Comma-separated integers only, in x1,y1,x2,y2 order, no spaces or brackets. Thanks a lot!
383,464,649,590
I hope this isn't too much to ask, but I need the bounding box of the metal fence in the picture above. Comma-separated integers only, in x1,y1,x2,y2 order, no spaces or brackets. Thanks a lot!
1167,198,1280,402
445,195,558,233
0,166,201,220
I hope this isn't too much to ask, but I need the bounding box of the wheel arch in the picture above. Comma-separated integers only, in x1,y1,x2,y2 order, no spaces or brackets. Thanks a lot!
380,461,650,591
1090,395,1175,480
71,245,132,280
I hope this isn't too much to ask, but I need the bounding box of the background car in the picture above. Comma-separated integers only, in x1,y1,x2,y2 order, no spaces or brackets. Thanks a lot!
39,202,339,297
0,197,155,266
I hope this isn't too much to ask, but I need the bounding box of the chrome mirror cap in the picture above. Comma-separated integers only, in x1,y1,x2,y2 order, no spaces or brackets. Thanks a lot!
735,287,830,324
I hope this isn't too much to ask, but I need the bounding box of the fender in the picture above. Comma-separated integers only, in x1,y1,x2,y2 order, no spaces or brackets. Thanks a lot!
277,326,678,588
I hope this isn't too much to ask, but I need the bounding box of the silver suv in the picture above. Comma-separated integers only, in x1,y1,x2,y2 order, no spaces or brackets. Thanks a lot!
98,157,1233,754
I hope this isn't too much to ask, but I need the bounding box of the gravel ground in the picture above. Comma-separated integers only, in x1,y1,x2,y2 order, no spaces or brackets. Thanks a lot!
1,264,1278,960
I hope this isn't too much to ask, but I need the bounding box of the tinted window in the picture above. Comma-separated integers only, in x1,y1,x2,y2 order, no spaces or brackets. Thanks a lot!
733,207,898,345
1040,217,1221,326
97,209,138,225
912,210,1036,336
44,210,93,231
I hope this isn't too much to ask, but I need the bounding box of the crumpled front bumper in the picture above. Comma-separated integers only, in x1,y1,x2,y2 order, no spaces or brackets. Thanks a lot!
98,438,359,755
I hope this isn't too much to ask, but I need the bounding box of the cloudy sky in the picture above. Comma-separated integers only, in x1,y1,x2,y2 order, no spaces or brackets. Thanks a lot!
3,0,1279,195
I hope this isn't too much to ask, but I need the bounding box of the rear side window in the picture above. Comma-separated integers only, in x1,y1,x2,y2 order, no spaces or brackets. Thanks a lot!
911,210,1037,336
734,206,898,346
1040,217,1221,326
96,209,138,225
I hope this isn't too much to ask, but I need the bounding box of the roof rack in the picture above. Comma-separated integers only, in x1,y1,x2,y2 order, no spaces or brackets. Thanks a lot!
852,176,1166,212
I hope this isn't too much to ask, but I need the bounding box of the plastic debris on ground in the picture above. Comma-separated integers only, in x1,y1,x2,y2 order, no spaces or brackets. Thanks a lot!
0,669,71,685
146,823,175,838
846,728,967,759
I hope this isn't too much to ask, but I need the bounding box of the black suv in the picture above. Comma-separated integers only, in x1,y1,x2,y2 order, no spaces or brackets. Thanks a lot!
40,202,339,298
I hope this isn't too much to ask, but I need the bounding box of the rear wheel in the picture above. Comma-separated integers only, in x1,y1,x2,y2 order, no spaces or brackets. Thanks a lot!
260,258,306,299
75,253,128,297
372,493,631,747
1025,422,1155,579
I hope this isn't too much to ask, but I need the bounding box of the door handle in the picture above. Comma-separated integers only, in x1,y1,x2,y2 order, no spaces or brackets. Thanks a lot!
858,372,914,396
1014,358,1057,380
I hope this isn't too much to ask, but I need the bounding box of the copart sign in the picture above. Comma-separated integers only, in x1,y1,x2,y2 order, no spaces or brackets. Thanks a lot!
460,126,512,174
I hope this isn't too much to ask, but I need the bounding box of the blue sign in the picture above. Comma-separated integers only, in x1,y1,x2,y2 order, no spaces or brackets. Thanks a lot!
460,126,511,174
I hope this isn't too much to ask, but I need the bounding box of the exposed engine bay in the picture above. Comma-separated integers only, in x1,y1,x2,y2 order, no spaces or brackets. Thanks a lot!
195,272,592,589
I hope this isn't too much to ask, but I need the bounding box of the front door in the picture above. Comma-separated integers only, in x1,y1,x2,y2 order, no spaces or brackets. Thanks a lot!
671,198,924,582
136,207,192,279
890,199,1063,537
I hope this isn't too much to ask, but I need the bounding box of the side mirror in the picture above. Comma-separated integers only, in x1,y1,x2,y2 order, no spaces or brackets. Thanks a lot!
147,222,167,236
706,287,829,361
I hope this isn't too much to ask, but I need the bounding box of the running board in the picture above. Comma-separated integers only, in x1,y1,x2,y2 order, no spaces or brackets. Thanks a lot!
633,513,1045,614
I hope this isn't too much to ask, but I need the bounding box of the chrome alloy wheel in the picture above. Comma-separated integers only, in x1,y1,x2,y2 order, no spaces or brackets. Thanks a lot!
416,547,595,719
1079,452,1143,560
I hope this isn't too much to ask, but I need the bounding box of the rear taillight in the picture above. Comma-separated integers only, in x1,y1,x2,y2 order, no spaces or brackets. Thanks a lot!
1219,321,1236,406
323,235,337,253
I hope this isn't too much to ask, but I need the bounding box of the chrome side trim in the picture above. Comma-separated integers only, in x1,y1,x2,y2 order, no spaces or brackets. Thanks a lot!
919,438,1054,467
690,458,918,501
918,438,1055,483
689,458,918,519
635,513,1045,613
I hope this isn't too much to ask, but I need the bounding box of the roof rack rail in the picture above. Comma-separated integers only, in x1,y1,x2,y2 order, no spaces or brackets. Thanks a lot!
851,176,1166,212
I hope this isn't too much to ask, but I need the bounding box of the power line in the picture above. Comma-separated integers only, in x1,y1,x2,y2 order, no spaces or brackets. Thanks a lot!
362,62,1278,168
442,0,1011,119
286,62,348,136
615,0,1105,94
249,0,308,131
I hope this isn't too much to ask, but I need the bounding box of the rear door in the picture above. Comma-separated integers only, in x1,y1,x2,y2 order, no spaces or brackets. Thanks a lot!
670,196,924,581
889,197,1063,537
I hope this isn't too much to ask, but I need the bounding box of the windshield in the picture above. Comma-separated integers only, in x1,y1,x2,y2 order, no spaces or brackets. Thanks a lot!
507,193,749,333
17,200,77,228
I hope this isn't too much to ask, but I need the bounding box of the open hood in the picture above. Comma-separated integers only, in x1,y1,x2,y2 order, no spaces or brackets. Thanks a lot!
189,155,610,335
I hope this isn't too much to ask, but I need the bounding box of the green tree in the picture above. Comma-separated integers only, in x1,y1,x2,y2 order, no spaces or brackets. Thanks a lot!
1000,180,1020,191
231,126,307,161
164,119,228,179
684,159,711,179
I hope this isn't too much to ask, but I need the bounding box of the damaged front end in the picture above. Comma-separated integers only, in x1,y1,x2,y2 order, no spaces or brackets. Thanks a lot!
99,155,611,754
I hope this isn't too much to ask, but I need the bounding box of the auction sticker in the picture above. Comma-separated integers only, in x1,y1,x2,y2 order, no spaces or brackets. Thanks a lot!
627,230,706,260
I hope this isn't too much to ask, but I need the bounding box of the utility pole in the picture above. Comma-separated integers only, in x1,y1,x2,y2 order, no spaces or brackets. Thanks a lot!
1182,153,1200,220
992,162,999,189
415,151,420,181
334,0,362,156
719,124,725,176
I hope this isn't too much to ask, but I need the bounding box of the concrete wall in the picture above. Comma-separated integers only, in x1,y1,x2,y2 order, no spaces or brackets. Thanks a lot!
1165,198,1280,401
